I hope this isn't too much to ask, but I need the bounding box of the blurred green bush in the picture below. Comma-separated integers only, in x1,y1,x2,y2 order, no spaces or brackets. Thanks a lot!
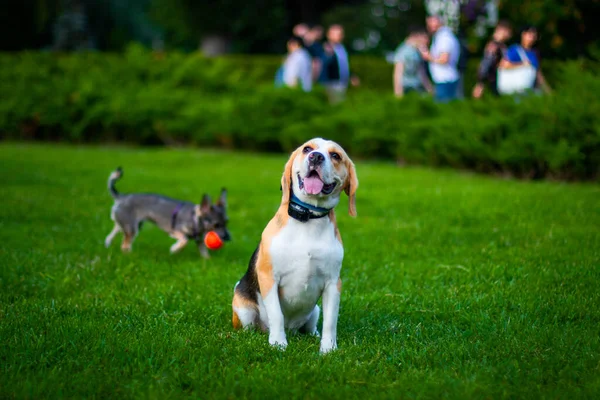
0,45,598,180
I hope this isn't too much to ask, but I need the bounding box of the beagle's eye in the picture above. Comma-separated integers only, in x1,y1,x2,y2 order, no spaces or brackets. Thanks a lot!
330,152,341,161
303,146,313,154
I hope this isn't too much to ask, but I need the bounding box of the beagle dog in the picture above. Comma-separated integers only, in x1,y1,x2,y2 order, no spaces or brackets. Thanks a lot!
231,138,358,353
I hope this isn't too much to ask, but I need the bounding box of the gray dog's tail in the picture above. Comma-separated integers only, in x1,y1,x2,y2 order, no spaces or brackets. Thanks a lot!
108,167,123,199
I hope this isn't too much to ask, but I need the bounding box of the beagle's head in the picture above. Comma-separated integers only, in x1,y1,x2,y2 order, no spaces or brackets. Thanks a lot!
281,138,358,216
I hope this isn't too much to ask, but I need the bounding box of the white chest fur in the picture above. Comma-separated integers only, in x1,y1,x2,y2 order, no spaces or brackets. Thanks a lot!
269,217,344,328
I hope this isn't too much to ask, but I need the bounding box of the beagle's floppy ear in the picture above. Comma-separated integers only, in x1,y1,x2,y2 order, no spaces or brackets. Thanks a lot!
344,159,358,217
281,149,299,204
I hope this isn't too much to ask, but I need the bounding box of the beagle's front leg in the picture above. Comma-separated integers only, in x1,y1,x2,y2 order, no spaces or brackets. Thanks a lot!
320,278,342,354
262,285,287,349
257,265,287,349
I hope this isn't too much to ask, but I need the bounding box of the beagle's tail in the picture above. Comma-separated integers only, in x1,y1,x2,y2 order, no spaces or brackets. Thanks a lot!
108,167,123,199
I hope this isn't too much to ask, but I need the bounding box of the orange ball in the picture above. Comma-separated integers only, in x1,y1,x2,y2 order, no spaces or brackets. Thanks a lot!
204,231,223,250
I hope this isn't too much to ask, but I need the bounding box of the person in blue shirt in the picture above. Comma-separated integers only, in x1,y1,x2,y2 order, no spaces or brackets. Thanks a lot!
499,25,551,94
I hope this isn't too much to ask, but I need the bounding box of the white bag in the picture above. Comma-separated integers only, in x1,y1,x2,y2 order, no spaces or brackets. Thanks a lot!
497,46,537,95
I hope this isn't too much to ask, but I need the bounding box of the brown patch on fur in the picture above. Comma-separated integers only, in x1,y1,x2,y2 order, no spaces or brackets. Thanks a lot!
232,291,257,308
273,210,288,229
255,206,290,295
256,249,275,295
232,310,242,329
263,206,289,238
344,157,358,217
232,292,258,329
121,233,133,252
337,278,342,293
281,148,302,205
324,142,359,217
329,209,343,244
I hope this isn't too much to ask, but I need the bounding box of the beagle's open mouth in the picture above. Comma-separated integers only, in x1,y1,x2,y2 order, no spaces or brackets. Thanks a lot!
298,171,337,195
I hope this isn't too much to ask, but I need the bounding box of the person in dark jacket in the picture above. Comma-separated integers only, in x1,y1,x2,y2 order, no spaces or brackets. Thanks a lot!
472,20,512,98
304,24,325,82
319,24,359,103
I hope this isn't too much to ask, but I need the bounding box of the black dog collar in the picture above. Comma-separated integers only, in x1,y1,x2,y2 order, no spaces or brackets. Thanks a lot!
288,193,331,222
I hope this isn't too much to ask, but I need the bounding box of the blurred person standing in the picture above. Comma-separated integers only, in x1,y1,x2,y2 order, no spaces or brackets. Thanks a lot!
276,23,309,88
52,0,93,51
392,25,432,97
498,25,551,95
304,24,325,81
304,24,324,56
472,20,512,98
420,15,461,103
282,36,313,92
320,24,359,103
293,23,309,40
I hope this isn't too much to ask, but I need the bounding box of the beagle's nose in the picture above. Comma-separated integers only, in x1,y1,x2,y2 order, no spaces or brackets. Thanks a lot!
308,152,325,165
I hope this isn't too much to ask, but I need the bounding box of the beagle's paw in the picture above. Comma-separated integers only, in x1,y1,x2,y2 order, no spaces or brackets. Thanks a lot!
319,338,337,354
269,334,288,350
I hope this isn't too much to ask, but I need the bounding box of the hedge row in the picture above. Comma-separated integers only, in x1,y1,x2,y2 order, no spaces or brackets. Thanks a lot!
221,53,568,94
1,46,598,179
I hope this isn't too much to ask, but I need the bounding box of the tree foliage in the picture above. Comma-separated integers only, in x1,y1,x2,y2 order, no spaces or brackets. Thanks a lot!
0,0,597,57
321,0,428,55
149,0,287,52
495,0,598,58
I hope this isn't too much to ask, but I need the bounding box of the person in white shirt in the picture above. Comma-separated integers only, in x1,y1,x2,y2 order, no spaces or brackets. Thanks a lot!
420,15,461,102
282,36,313,92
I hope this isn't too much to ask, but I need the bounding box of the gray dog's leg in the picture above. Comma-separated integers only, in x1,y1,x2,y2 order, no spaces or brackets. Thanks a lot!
105,224,121,248
197,240,210,259
170,232,189,253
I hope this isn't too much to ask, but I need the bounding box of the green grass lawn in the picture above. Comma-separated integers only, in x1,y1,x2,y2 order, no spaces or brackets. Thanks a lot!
1,143,599,399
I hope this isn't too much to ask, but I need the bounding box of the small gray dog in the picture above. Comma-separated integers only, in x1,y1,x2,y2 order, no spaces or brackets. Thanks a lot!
105,167,231,258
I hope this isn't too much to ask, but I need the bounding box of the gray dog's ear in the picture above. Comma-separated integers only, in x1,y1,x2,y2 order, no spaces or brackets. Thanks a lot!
217,188,227,207
199,194,212,215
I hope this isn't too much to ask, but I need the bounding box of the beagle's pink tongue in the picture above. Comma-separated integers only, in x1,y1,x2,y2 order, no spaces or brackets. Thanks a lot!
304,176,324,195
